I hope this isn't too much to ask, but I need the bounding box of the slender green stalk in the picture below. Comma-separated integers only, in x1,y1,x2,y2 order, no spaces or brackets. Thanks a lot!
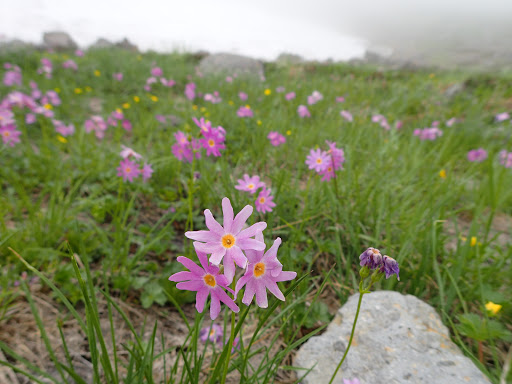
221,311,236,384
328,289,365,384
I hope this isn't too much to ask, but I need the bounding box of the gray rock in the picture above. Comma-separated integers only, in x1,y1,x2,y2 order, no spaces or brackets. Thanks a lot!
276,53,304,65
43,31,77,51
295,291,490,384
115,38,138,52
444,83,465,99
199,53,264,78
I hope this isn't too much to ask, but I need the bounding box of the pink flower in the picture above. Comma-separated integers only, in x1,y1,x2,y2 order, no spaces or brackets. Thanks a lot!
122,119,132,131
225,76,233,83
446,117,458,127
297,105,310,118
201,129,225,157
467,148,488,162
235,174,265,194
185,82,196,101
151,67,163,77
395,120,403,130
75,49,84,57
343,379,360,384
335,96,345,103
237,106,253,118
3,66,22,86
285,92,296,100
142,163,154,182
62,59,78,71
307,90,323,105
255,188,276,213
0,124,21,147
235,233,296,308
0,109,15,126
204,91,222,104
267,131,286,147
44,90,61,106
305,148,329,172
495,112,510,122
185,197,267,283
238,92,248,101
84,116,108,139
276,86,285,93
199,324,223,344
340,110,353,122
25,113,36,124
120,145,142,159
169,246,239,320
117,158,141,182
37,58,53,78
113,73,123,81
414,127,443,140
160,78,175,87
53,120,75,136
499,150,512,168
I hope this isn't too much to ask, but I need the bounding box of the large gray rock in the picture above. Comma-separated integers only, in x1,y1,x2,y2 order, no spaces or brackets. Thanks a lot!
91,38,114,49
295,291,491,384
199,53,264,78
43,31,77,51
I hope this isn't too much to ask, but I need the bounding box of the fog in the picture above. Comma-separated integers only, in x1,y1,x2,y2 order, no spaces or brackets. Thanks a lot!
1,0,512,65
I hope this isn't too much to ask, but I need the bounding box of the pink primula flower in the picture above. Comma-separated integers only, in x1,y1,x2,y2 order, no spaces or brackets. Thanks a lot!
237,106,253,118
307,90,323,105
499,150,512,168
235,233,296,308
113,73,123,81
285,92,296,100
267,131,286,147
0,124,21,147
340,110,353,122
297,105,310,118
62,59,78,71
467,148,488,162
185,82,196,101
120,145,142,159
495,112,510,122
185,197,267,283
117,158,141,182
53,120,75,136
84,115,108,139
255,188,276,213
238,92,248,101
235,174,265,194
169,245,239,320
305,148,329,172
142,163,154,182
151,66,163,77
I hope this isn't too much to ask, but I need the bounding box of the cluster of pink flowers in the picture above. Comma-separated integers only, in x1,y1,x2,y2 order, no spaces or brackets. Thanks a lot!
238,92,248,101
204,91,222,104
185,82,196,101
116,145,153,183
297,105,310,118
285,92,296,100
467,148,488,163
276,86,285,93
172,117,226,162
144,65,175,91
499,150,512,168
446,117,459,127
340,110,353,122
169,198,296,319
84,115,108,139
3,63,22,87
37,58,53,78
305,141,346,181
107,110,132,131
495,112,510,123
413,127,443,140
53,119,75,136
307,90,323,105
62,59,78,71
371,114,401,130
235,174,276,213
237,105,253,118
0,108,21,147
267,131,286,147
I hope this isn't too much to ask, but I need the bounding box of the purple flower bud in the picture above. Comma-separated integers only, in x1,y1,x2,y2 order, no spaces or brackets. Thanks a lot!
382,255,400,280
359,247,382,269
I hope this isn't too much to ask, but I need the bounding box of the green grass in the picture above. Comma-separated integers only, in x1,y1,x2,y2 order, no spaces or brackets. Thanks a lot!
0,48,511,383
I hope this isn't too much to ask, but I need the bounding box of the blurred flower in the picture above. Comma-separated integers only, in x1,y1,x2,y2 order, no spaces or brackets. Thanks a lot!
467,148,488,162
285,92,296,100
57,135,67,143
495,112,510,122
142,163,154,182
122,103,130,109
62,59,78,71
74,88,83,94
84,115,107,139
0,124,21,147
133,96,140,103
94,70,101,77
3,65,22,86
113,73,123,81
238,92,248,101
151,66,163,77
255,188,276,213
297,105,310,118
185,82,196,101
470,236,477,247
264,88,271,95
235,174,265,194
343,379,361,384
150,95,158,102
199,324,223,344
267,131,286,147
335,96,345,103
120,145,142,159
499,150,512,168
414,127,443,140
485,302,502,315
53,120,75,136
307,90,323,105
276,86,285,93
237,105,253,118
117,158,141,182
75,49,84,57
340,110,353,122
439,169,447,179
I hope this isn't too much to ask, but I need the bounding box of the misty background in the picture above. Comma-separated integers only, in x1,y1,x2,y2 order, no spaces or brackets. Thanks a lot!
1,0,512,68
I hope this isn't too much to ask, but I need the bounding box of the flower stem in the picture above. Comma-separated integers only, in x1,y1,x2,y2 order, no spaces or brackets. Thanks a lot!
221,310,236,384
328,291,365,384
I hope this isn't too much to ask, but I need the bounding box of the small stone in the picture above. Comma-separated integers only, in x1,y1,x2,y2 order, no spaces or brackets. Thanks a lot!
43,31,77,51
294,291,491,384
199,53,264,78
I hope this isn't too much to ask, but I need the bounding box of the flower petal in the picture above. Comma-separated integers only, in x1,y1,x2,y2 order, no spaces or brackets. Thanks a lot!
195,288,209,313
274,271,297,282
204,209,225,235
214,288,239,313
209,245,227,265
231,205,253,234
176,256,204,276
255,280,268,308
210,295,221,320
235,273,252,296
168,271,195,282
222,197,234,233
223,253,236,284
194,245,210,270
176,280,204,291
228,246,248,268
242,279,256,306
237,222,267,239
184,230,218,243
265,278,285,301
237,237,266,251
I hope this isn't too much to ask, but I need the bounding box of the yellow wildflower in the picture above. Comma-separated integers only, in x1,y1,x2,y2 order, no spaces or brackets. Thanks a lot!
200,107,207,113
54,87,61,93
204,112,210,117
264,89,271,96
57,135,67,143
85,86,92,92
133,96,140,103
245,104,251,109
74,88,83,94
228,100,234,106
257,120,262,126
122,103,131,109
429,73,436,79
94,70,101,77
115,108,122,114
150,95,158,102
439,169,446,179
470,236,477,247
286,130,292,136
485,302,502,315
43,104,52,110
192,105,198,111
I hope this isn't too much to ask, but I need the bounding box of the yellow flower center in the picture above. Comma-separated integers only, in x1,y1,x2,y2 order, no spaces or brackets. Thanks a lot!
3,131,10,137
203,274,216,287
254,262,265,277
259,197,265,204
316,158,323,164
208,139,215,147
221,234,235,249
125,167,131,173
210,329,216,336
247,183,254,190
